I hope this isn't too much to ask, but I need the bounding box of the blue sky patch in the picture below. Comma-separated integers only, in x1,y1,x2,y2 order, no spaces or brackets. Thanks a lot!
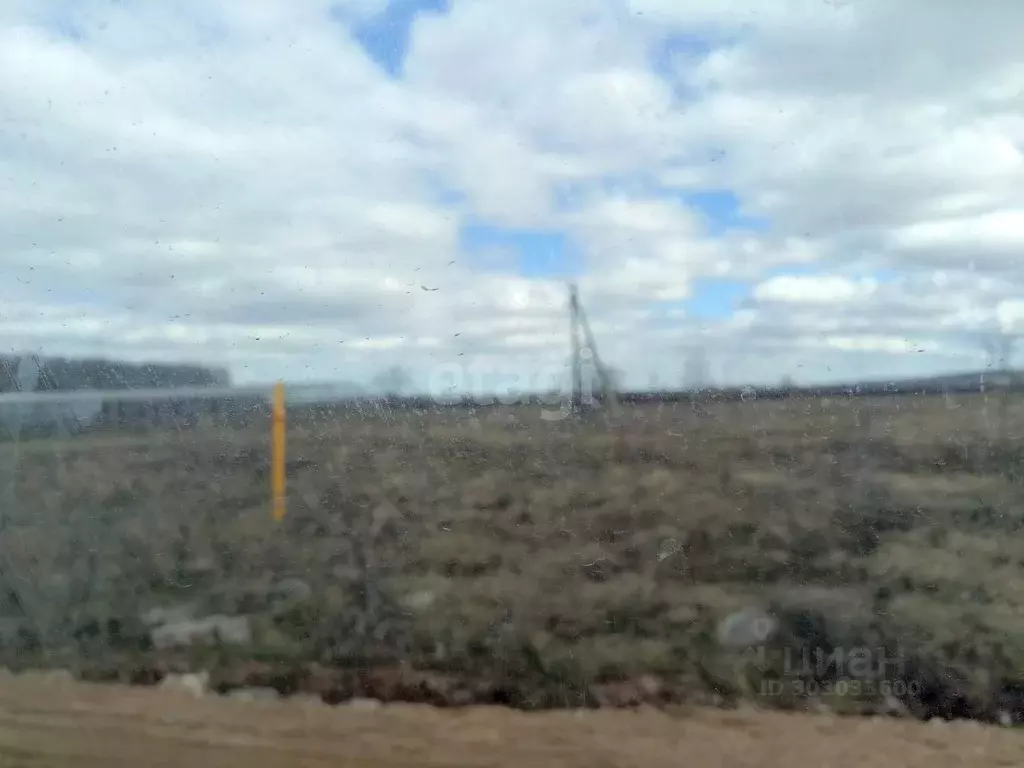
668,264,898,323
681,189,768,235
683,277,752,320
680,264,900,321
650,29,748,103
460,220,584,278
39,0,86,42
426,176,466,208
556,177,766,236
651,33,712,102
346,0,450,77
651,33,714,76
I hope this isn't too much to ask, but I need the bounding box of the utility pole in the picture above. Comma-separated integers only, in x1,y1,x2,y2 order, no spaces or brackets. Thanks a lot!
569,284,583,414
567,283,618,417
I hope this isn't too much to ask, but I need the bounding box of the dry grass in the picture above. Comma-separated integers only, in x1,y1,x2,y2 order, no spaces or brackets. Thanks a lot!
3,393,1024,719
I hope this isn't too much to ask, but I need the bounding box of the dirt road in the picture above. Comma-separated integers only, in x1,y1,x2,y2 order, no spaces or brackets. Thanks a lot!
2,673,1024,767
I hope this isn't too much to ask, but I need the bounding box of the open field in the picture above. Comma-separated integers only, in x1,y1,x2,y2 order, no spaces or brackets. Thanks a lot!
3,671,1024,767
4,392,1024,724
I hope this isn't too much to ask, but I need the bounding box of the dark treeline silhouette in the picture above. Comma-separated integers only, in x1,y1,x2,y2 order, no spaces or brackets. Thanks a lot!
0,355,229,393
1,352,1017,442
0,355,237,440
0,352,1013,403
296,370,1017,414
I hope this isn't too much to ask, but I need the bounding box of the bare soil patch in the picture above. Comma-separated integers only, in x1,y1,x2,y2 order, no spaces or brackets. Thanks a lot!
3,672,1024,768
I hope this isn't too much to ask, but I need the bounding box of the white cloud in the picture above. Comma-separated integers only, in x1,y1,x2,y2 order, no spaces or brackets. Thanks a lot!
890,210,1024,264
2,1,1024,390
997,301,1024,335
753,275,878,305
823,335,936,355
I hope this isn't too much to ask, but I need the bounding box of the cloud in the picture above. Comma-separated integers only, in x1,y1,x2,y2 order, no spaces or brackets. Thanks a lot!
752,275,878,305
1,1,1022,390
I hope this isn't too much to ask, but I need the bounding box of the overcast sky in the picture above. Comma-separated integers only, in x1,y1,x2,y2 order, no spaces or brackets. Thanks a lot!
2,0,1023,392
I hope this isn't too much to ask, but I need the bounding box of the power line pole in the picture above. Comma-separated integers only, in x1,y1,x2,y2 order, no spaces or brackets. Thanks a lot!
569,284,583,414
567,283,618,417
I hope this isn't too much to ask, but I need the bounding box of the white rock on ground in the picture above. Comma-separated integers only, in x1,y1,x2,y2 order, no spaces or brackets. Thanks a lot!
998,710,1019,727
150,615,252,650
402,590,436,611
159,671,210,698
716,607,780,650
139,603,199,628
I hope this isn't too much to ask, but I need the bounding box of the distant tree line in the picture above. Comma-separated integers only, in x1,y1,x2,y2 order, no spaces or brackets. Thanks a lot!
0,355,229,393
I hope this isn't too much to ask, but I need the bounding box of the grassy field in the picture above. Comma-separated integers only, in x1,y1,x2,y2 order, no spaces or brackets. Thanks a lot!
3,391,1024,722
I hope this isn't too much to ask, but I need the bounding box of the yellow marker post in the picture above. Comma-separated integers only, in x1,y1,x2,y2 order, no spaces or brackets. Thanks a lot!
271,380,286,521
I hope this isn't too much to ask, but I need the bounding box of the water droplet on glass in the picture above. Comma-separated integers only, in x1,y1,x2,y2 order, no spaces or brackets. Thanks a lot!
657,538,679,561
15,356,42,391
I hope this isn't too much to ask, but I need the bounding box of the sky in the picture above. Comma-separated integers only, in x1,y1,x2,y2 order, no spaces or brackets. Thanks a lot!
2,0,1024,394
